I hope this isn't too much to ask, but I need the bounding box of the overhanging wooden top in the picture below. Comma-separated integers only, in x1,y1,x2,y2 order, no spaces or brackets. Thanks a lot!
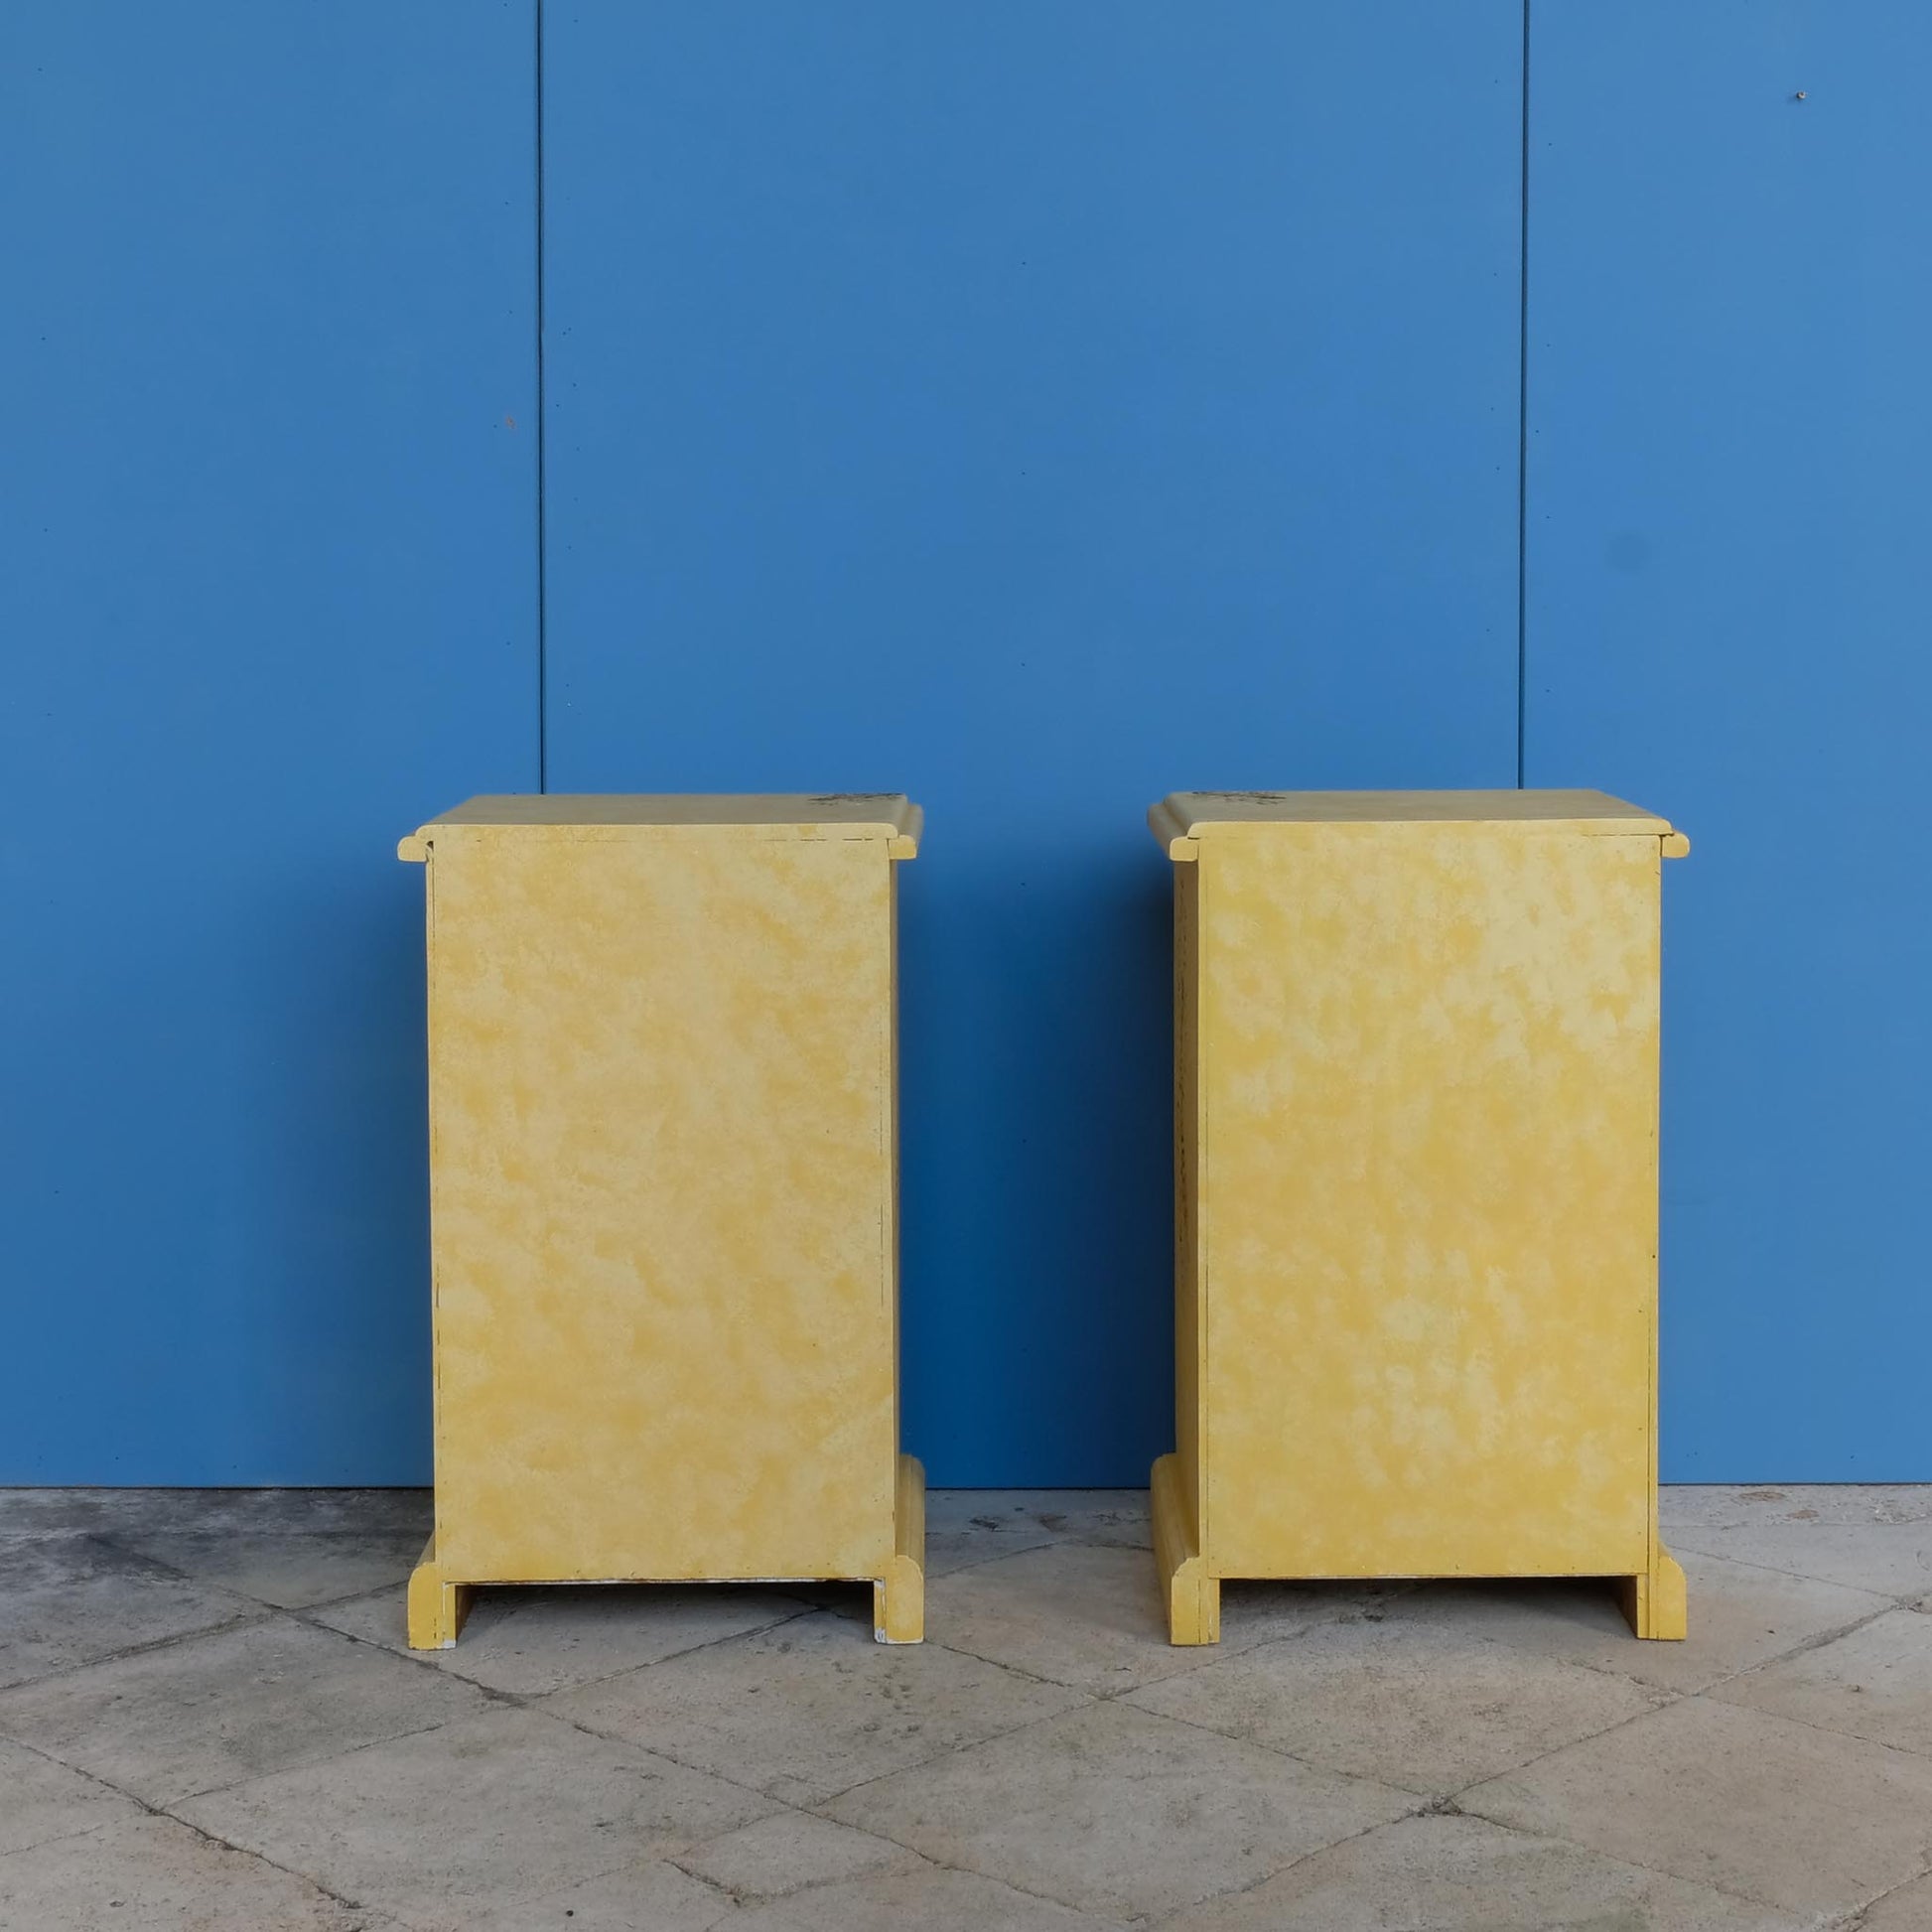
400,794,920,862
1150,790,1683,860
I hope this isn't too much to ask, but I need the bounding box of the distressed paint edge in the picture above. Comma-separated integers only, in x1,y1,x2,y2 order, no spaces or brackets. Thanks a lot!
406,794,922,845
1160,789,1676,840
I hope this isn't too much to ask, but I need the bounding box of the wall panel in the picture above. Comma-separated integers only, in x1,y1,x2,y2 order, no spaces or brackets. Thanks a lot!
1527,3,1932,1474
542,2,1524,1481
0,3,539,1480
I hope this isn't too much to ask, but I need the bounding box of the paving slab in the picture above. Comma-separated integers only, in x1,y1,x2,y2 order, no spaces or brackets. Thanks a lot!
928,1542,1395,1697
0,1735,138,1856
0,1487,431,1539
548,1607,1086,1806
1461,1694,1932,1917
674,1807,921,1900
175,1706,773,1925
0,1615,491,1805
1861,1868,1932,1930
0,1814,370,1931
1712,1607,1932,1757
1379,1547,1889,1694
1664,1486,1932,1531
0,1535,255,1689
311,1579,814,1697
736,1863,1120,1931
1151,1811,1806,1930
925,1542,1200,1694
924,1489,1152,1576
821,1698,1414,1922
1669,1503,1932,1601
1128,1611,1659,1797
409,1858,735,1932
109,1529,428,1609
1215,1575,1419,1639
3,1483,1925,1930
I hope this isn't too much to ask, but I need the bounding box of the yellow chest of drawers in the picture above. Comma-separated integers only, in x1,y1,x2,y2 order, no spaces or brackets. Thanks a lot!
399,794,923,1647
1149,790,1689,1644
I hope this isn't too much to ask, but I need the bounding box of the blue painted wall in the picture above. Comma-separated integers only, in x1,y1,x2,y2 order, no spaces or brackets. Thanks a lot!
0,4,539,1481
2,4,1924,1484
1526,3,1932,1478
540,2,1524,1484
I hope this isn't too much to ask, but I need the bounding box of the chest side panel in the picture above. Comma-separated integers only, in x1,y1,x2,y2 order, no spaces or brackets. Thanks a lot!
1173,862,1207,1535
1201,827,1659,1579
427,833,896,1581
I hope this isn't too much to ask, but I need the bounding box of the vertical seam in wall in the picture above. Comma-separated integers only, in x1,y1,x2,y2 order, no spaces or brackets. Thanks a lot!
1515,0,1531,788
534,0,549,792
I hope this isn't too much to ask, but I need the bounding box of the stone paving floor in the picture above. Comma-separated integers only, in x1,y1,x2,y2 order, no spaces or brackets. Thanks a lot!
2,1486,1930,1930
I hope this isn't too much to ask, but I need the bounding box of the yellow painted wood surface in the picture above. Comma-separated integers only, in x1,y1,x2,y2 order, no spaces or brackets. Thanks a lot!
1154,788,1675,844
1153,790,1688,1643
402,795,923,1646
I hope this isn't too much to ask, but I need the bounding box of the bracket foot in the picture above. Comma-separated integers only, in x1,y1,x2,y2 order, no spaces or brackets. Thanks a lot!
407,1533,475,1651
874,1453,925,1643
1152,1452,1219,1645
1619,1543,1689,1640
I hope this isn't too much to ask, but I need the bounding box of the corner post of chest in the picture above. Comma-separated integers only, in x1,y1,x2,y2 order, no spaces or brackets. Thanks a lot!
873,1453,926,1643
407,1534,474,1650
1152,1452,1219,1645
1619,1543,1688,1640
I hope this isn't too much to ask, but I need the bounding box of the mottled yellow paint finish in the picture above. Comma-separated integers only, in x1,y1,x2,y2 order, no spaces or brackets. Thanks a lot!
1151,791,1688,1643
401,796,923,1646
